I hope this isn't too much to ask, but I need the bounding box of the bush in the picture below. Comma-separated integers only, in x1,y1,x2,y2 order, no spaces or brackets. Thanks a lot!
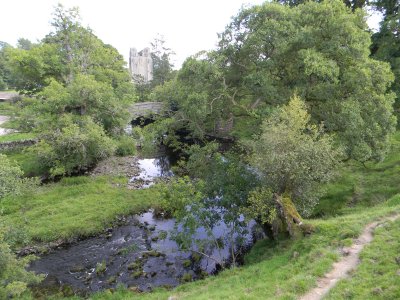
0,154,37,201
115,135,136,156
33,115,116,177
0,226,41,299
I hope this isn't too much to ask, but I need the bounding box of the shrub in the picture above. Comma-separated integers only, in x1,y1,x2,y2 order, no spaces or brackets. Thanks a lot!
0,154,37,201
115,135,136,156
33,115,116,177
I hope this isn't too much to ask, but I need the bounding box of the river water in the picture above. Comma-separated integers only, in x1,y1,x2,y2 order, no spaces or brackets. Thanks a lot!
29,156,260,296
0,115,10,136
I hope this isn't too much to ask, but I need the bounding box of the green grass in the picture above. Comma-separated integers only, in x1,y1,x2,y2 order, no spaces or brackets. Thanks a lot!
314,132,400,217
327,204,400,299
0,101,14,115
0,132,36,143
1,148,45,177
0,176,161,245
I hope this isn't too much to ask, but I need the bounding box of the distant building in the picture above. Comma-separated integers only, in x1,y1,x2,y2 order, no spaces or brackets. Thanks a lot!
129,47,153,83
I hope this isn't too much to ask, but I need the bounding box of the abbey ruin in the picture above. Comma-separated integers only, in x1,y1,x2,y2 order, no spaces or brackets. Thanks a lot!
129,47,153,83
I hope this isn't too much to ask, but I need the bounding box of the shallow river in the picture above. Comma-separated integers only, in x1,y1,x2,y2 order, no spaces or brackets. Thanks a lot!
0,115,10,136
29,156,260,296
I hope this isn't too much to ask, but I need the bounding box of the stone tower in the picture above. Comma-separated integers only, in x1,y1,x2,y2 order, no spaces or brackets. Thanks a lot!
129,47,153,83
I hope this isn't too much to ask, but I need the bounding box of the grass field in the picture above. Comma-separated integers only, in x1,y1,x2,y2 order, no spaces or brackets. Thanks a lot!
1,176,162,246
314,132,400,217
1,148,45,177
0,132,36,143
327,209,400,299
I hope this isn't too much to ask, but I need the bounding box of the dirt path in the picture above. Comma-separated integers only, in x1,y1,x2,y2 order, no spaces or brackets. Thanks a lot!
299,213,400,300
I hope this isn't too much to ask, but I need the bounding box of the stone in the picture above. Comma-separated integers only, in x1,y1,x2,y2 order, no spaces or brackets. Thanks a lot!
129,47,153,83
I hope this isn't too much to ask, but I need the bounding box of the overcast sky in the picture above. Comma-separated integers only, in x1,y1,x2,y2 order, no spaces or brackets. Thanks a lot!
1,0,381,68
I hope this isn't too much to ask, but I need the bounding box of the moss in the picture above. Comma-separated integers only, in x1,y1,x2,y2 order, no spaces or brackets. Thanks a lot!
183,259,191,268
106,276,117,285
95,260,107,275
181,272,193,283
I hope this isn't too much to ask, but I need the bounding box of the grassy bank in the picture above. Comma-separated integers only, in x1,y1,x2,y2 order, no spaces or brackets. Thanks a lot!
49,195,397,300
1,176,161,246
314,132,400,217
0,132,36,143
1,148,45,177
327,201,400,299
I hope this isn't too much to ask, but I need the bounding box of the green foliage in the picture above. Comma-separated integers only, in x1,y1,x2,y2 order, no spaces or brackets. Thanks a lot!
244,187,276,225
0,154,37,201
0,154,23,200
32,115,116,176
161,145,258,265
150,34,176,87
163,0,396,161
250,95,342,217
131,117,178,154
115,135,136,156
0,226,41,299
371,2,400,120
1,148,47,177
0,41,12,90
315,131,400,216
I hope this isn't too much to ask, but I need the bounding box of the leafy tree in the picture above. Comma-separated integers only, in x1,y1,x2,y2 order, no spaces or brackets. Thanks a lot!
150,34,176,87
246,96,342,238
7,4,132,95
214,0,396,161
275,0,368,11
371,0,400,118
0,154,37,201
32,115,116,177
0,42,12,90
157,1,395,162
16,38,33,50
161,145,258,266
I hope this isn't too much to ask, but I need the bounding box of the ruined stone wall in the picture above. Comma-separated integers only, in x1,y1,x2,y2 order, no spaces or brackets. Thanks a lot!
0,139,37,151
129,47,153,83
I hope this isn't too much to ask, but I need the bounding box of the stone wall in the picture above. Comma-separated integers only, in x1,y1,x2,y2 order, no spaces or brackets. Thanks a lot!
0,139,37,151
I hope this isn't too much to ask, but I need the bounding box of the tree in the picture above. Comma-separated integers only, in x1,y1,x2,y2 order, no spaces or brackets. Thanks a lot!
371,0,400,118
16,38,33,50
0,42,12,90
0,154,37,200
7,4,132,95
275,0,368,11
246,96,342,238
160,144,258,267
215,0,396,161
150,34,176,87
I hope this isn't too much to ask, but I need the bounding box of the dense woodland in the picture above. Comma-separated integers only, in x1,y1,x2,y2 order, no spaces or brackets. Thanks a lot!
0,0,400,299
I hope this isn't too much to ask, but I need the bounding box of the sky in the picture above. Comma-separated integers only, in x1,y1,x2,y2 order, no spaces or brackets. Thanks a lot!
1,0,381,68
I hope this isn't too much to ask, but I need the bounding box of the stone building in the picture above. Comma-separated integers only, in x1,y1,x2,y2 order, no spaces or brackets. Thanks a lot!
129,47,153,83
